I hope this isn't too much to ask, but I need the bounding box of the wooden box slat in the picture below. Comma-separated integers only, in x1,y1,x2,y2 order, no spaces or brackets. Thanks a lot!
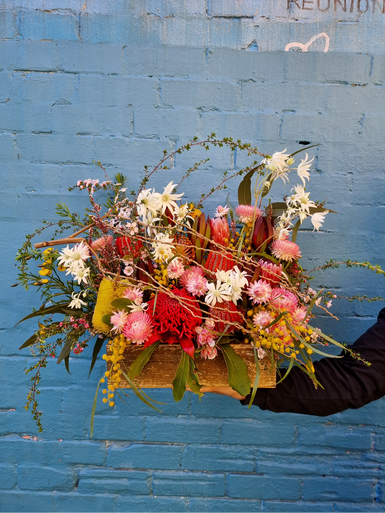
108,344,276,389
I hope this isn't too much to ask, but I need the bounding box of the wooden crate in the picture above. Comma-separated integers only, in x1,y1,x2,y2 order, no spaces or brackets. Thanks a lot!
108,343,276,389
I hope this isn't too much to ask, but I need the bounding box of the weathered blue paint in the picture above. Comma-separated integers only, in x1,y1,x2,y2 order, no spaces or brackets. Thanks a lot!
1,1,385,511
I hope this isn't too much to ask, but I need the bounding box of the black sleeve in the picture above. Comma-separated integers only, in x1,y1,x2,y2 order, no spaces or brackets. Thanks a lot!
241,308,385,416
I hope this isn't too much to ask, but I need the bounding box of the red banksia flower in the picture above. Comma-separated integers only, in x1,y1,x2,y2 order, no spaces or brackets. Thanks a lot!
116,236,143,259
204,251,234,274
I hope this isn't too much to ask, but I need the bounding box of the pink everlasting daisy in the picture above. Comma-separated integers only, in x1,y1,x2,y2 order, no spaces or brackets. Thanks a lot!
123,286,144,305
253,310,275,329
247,279,272,304
292,306,308,323
180,266,204,287
259,259,282,286
91,235,114,252
167,258,185,280
122,311,154,344
110,310,129,333
270,288,298,313
214,205,230,218
235,205,262,224
270,239,301,262
185,274,208,296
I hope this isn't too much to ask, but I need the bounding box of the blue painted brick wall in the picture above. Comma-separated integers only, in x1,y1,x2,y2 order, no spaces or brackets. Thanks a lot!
1,1,385,511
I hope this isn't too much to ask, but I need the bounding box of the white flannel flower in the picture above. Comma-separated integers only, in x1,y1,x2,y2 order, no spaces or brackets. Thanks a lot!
289,185,316,215
228,267,249,303
71,266,90,285
205,281,232,307
58,242,90,270
311,211,329,231
154,181,184,215
297,154,314,187
152,232,175,261
262,149,291,183
173,204,190,223
136,188,159,219
68,292,87,309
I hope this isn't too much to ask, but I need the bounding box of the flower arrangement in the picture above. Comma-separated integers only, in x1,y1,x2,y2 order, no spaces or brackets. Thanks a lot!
16,135,384,433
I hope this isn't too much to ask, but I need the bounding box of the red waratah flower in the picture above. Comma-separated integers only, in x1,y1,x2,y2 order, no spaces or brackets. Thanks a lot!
210,217,230,246
145,287,202,357
209,301,243,334
270,239,301,262
259,259,282,286
270,288,298,313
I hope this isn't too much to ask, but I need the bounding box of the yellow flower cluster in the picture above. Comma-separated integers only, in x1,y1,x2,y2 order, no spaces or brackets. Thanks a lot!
101,334,129,407
245,307,315,359
92,278,131,334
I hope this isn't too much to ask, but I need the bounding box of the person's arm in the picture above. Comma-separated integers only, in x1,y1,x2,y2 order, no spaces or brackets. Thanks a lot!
202,308,385,416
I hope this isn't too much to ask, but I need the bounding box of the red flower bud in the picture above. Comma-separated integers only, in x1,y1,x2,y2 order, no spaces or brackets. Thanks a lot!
252,216,274,251
116,236,143,259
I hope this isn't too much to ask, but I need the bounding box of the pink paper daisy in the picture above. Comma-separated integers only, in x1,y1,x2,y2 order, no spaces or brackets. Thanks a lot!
123,287,144,305
253,310,275,329
235,205,262,224
247,279,272,304
185,274,208,296
122,311,154,344
180,266,204,287
270,239,301,262
258,259,282,286
110,310,129,333
292,306,308,323
167,257,185,280
91,235,114,252
270,288,298,313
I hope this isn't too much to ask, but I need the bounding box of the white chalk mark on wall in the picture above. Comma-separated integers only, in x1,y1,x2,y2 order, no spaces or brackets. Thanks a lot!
285,32,330,52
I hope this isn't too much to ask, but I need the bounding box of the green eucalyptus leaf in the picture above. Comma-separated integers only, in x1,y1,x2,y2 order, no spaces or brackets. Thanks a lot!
111,298,134,311
19,333,39,350
128,341,161,380
57,337,76,365
15,303,69,327
221,344,251,397
88,337,107,377
101,314,113,328
291,219,301,243
238,168,257,205
172,350,190,402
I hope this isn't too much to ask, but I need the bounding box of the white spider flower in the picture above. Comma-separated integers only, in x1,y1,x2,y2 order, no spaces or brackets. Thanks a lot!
205,281,232,307
311,210,329,231
153,181,184,215
68,292,87,309
297,154,314,187
136,188,159,219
